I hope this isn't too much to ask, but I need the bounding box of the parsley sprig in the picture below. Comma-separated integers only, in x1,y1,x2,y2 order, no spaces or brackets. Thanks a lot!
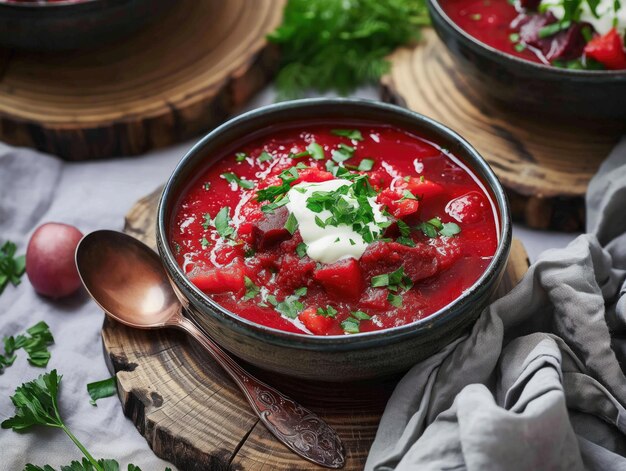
268,0,429,98
418,217,461,238
0,240,26,295
2,370,171,471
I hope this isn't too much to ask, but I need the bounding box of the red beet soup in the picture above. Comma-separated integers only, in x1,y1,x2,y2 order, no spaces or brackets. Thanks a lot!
440,0,626,70
170,122,499,336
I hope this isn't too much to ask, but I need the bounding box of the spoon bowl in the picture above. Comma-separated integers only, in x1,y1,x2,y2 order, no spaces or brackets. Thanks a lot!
76,230,180,328
75,230,345,469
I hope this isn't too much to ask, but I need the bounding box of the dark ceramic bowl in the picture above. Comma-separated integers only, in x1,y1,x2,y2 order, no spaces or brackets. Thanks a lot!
0,0,172,50
427,0,626,121
156,98,512,382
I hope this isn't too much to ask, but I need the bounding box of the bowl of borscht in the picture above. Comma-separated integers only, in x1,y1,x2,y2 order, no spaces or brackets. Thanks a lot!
428,0,626,120
156,99,511,381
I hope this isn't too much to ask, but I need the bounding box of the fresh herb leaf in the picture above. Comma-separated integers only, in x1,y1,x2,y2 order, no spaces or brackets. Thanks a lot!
296,242,308,258
371,274,389,288
0,241,26,295
289,150,310,159
387,292,403,307
331,143,355,163
397,219,411,237
268,0,430,98
235,152,247,162
203,182,211,191
418,217,461,238
201,213,212,230
294,287,308,296
538,20,571,39
306,142,325,160
440,222,461,237
469,13,482,20
1,321,54,372
201,237,209,249
87,377,117,406
284,212,299,234
514,43,526,52
256,168,299,202
357,158,375,171
243,276,260,301
331,129,364,141
221,172,254,190
317,305,338,318
341,318,360,333
258,151,274,162
352,310,371,320
213,207,236,240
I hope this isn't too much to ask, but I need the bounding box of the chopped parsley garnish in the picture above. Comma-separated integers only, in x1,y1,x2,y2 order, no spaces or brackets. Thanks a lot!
257,167,299,203
201,213,212,230
214,207,236,240
290,150,310,159
294,286,308,296
243,276,260,300
538,20,571,39
258,151,274,162
306,142,325,160
296,242,308,258
331,129,364,141
357,158,375,171
0,321,54,372
222,172,254,190
317,305,338,318
284,212,299,234
396,220,416,247
341,310,372,333
87,376,117,406
0,241,26,296
235,152,247,162
203,182,211,190
387,292,403,307
418,217,461,238
397,190,418,201
201,236,209,249
304,176,383,243
331,143,356,163
268,290,306,319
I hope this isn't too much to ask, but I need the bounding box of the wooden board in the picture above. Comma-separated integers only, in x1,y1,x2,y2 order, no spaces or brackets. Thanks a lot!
101,187,531,470
0,0,284,161
380,29,622,231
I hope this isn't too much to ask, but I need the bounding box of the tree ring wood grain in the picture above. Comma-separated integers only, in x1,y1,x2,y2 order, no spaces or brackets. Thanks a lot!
0,0,284,161
101,187,530,470
380,29,622,231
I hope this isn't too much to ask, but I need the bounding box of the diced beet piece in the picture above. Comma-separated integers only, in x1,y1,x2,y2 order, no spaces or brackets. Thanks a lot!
293,167,334,184
252,206,291,250
398,177,445,201
360,241,438,282
299,308,335,335
360,288,390,310
276,253,317,292
517,12,588,61
189,260,245,295
428,237,463,271
377,189,420,219
445,191,488,224
314,258,364,301
584,28,626,70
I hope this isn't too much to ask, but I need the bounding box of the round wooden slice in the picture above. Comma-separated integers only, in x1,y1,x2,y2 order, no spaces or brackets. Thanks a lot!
0,0,284,161
101,188,531,470
380,29,622,231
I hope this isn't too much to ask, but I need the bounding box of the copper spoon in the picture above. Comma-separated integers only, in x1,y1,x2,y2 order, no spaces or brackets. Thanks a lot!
75,230,345,469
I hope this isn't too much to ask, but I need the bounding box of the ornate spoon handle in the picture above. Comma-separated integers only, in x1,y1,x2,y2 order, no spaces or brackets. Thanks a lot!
178,318,345,469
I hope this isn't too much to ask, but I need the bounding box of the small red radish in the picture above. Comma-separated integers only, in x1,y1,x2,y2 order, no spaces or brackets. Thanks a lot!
26,222,84,298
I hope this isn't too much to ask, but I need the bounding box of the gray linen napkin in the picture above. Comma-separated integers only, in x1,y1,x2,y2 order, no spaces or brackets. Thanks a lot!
365,141,626,471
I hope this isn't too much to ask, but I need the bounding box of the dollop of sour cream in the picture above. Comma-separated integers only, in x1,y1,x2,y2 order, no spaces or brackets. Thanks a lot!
285,179,388,264
539,0,626,35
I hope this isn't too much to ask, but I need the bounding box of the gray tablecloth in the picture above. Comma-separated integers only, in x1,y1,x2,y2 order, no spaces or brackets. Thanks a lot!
365,140,626,470
0,142,191,470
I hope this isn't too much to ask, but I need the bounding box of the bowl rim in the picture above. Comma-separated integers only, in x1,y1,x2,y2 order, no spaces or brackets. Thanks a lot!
156,97,512,347
0,0,101,8
427,0,626,78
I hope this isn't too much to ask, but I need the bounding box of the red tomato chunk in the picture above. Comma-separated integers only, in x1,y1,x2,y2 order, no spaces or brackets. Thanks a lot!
170,123,498,335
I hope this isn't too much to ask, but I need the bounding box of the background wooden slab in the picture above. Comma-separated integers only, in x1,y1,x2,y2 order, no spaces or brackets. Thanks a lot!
0,0,284,161
101,188,530,470
380,29,622,231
